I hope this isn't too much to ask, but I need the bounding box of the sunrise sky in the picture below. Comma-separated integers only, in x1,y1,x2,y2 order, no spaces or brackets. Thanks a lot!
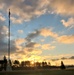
0,0,74,66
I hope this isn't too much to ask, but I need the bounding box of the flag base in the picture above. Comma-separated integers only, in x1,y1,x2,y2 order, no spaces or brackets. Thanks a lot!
6,60,12,71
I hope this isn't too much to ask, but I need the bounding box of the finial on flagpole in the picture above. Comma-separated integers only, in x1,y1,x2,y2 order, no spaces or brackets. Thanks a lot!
9,9,10,18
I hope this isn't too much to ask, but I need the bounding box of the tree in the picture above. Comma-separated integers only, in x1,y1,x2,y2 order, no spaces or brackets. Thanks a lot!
24,61,30,67
35,62,41,67
13,60,20,67
60,61,66,69
42,61,47,67
21,61,25,67
48,62,51,66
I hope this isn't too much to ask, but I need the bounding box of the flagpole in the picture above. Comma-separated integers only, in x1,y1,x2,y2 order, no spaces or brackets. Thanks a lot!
8,9,10,61
7,9,12,71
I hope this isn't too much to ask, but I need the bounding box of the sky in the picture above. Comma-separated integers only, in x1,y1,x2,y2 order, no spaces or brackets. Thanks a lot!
0,0,74,66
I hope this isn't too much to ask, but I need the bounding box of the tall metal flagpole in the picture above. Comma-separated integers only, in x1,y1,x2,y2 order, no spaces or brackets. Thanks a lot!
8,9,10,61
7,9,12,71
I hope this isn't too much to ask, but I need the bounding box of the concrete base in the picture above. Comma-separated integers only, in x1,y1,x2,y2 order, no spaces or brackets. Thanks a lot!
6,63,12,71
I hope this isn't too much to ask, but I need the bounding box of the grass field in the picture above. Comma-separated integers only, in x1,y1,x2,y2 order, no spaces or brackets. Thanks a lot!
0,69,74,75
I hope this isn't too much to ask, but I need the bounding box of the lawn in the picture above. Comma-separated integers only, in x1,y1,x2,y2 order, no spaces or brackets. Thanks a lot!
0,69,74,75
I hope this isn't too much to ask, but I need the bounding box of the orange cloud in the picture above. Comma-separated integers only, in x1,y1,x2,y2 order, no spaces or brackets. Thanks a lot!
14,38,25,45
33,43,41,48
40,28,58,38
30,49,42,55
57,35,74,44
41,44,55,50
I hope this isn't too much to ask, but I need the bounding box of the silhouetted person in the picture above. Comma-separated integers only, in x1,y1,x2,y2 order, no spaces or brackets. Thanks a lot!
60,61,66,70
3,56,7,71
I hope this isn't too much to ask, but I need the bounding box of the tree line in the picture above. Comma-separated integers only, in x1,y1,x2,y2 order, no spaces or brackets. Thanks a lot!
0,56,66,71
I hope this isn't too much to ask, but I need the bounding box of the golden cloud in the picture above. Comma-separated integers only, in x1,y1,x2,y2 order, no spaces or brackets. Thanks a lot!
30,49,42,55
41,44,55,50
57,35,74,44
14,38,25,45
33,43,41,48
40,28,58,38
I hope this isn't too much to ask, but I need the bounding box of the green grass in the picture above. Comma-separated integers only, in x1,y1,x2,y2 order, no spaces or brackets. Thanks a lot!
0,69,74,75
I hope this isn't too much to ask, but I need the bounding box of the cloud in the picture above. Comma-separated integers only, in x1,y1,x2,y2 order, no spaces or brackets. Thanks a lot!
57,35,74,44
0,25,25,56
41,44,55,50
0,0,49,23
69,56,74,59
51,59,59,61
25,42,37,48
0,13,6,21
0,25,8,41
61,57,68,60
14,38,25,45
25,28,74,45
34,43,41,48
61,17,74,28
0,25,12,55
40,28,58,38
18,30,24,34
0,3,5,10
11,17,23,24
50,0,74,15
25,28,58,45
25,41,41,48
0,0,73,25
25,30,40,42
30,49,42,55
0,0,73,24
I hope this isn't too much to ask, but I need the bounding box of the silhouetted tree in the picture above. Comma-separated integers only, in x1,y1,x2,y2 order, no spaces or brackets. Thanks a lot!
13,60,20,67
42,61,47,67
42,62,45,67
60,61,66,69
24,61,30,67
21,61,25,67
35,62,41,67
48,62,51,66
